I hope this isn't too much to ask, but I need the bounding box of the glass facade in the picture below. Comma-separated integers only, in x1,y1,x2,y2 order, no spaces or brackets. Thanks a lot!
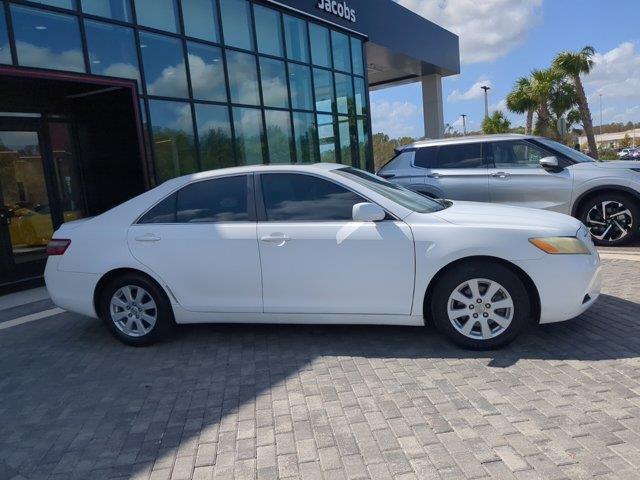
0,0,372,182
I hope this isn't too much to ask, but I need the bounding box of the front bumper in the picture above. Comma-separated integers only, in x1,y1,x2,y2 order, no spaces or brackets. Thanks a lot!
514,252,602,324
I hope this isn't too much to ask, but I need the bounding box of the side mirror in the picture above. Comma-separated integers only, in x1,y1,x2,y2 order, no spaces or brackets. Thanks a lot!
352,202,386,222
539,156,561,171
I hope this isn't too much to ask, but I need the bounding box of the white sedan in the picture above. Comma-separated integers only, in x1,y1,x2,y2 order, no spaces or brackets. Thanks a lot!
45,164,602,349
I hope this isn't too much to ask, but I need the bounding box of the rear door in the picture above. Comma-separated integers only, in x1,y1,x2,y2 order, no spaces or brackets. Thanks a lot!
487,140,573,213
418,142,490,202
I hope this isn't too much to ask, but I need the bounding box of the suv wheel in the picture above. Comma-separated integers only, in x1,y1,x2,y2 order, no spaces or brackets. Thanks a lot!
580,193,638,246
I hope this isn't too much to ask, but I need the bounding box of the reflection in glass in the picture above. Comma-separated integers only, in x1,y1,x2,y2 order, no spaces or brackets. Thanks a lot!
351,37,364,76
195,104,234,170
254,5,283,57
85,20,140,85
309,23,331,68
226,50,260,106
338,116,352,165
265,110,293,164
11,5,85,72
288,63,313,111
293,112,318,164
331,30,351,73
357,118,370,170
283,15,308,63
354,76,367,116
188,42,226,102
233,107,264,165
148,99,197,182
82,0,132,22
260,57,288,108
134,0,179,33
32,0,75,9
219,0,253,51
334,72,353,115
182,0,219,43
140,32,188,98
49,123,86,222
313,68,334,113
317,113,336,163
0,8,11,64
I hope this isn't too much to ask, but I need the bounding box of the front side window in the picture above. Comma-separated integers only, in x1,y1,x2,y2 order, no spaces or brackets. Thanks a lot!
261,173,365,221
491,141,549,169
434,143,484,169
533,137,596,163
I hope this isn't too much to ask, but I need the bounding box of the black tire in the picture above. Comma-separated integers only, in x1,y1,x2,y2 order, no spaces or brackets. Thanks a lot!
579,193,639,246
99,273,173,346
430,261,531,349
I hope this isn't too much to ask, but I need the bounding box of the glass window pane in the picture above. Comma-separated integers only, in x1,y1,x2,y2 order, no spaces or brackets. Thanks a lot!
188,42,226,102
182,0,219,42
288,63,313,111
492,141,546,169
351,37,363,76
331,31,351,73
177,176,249,222
309,23,331,68
32,0,76,9
313,68,334,113
254,5,283,57
138,193,177,223
82,0,132,22
85,20,140,85
354,76,367,116
357,118,369,170
317,113,336,163
233,107,264,165
219,0,253,51
140,32,188,98
148,99,197,182
293,112,318,164
195,103,234,170
338,116,352,165
261,173,364,221
134,0,179,32
226,50,260,105
265,110,293,164
335,72,353,115
435,143,484,169
283,15,308,63
11,5,85,72
260,57,288,108
0,8,11,64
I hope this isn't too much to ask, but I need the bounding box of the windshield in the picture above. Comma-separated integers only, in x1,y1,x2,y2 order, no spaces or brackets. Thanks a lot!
334,167,446,214
535,137,598,163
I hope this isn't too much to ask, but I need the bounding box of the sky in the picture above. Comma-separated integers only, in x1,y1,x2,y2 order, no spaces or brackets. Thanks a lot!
370,0,640,138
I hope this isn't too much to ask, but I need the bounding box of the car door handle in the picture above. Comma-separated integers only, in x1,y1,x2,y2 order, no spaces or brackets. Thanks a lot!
260,234,291,245
135,234,161,242
492,172,510,179
427,173,442,178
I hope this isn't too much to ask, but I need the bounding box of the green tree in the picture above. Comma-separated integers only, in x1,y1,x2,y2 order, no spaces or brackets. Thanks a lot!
620,134,632,149
372,133,415,171
553,46,598,158
482,111,511,134
506,76,536,134
529,68,563,138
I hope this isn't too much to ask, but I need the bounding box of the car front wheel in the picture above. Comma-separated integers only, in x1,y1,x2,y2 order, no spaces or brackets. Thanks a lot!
580,194,638,246
430,261,531,349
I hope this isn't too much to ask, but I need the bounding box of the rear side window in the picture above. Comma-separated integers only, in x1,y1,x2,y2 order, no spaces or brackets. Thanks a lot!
434,143,484,169
378,150,415,173
414,147,438,168
177,176,249,223
138,193,177,224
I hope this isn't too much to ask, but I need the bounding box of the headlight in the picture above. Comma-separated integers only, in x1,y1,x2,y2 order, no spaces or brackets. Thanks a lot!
529,236,590,254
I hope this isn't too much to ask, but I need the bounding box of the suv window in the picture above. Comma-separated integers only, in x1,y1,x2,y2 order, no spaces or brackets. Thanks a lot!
414,147,437,168
138,193,177,224
378,150,415,173
261,173,366,221
490,141,549,168
433,143,484,169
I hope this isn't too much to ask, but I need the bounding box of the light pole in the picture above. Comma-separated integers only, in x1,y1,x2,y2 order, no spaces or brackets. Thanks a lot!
461,114,467,136
481,86,491,120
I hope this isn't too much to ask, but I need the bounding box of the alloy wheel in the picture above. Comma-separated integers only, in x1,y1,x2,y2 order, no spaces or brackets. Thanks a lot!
447,278,514,340
585,201,633,243
109,285,157,337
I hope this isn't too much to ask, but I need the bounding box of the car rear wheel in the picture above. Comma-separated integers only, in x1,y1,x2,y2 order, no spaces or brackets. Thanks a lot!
580,193,638,246
99,273,173,346
430,261,531,349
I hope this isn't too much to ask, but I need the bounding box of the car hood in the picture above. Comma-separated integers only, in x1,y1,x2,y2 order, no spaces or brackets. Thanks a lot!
417,201,581,235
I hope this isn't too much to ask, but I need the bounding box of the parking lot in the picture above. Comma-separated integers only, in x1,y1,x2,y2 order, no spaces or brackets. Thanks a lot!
1,247,639,480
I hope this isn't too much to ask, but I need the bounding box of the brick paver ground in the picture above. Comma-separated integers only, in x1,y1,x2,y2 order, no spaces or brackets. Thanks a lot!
1,251,639,480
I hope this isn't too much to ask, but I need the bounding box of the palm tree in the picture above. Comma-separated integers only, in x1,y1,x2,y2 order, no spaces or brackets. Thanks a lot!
506,77,536,134
529,68,560,138
482,111,511,134
553,46,598,158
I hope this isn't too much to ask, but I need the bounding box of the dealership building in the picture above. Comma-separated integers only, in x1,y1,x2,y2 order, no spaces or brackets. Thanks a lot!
0,0,459,289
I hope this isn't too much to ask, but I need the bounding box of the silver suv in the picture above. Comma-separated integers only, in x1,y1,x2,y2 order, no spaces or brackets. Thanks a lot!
378,134,640,246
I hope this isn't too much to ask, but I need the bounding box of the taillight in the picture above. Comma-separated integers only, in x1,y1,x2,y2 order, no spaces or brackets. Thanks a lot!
46,239,71,256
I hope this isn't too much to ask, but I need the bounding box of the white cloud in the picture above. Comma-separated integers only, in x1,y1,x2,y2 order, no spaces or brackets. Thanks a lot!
15,41,84,72
396,0,543,64
448,79,492,102
370,100,422,138
490,98,507,112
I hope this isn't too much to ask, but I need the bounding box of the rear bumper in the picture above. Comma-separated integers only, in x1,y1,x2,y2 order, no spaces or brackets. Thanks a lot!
44,257,100,318
514,253,602,324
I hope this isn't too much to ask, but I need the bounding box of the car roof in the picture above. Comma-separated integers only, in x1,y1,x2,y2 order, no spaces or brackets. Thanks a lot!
397,133,537,151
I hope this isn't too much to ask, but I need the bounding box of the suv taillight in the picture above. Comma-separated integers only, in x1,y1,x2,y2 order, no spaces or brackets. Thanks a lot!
46,239,71,256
